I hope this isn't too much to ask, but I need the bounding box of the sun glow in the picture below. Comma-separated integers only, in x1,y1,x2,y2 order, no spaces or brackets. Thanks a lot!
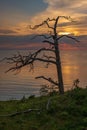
58,30,79,36
59,32,71,35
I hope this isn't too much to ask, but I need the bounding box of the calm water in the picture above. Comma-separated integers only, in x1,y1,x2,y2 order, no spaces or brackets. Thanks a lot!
0,50,87,100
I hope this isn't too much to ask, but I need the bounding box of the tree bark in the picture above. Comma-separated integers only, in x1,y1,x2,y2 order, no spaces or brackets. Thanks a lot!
53,16,64,94
55,43,64,94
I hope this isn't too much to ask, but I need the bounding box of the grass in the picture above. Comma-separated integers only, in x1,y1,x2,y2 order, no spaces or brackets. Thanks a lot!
0,87,87,130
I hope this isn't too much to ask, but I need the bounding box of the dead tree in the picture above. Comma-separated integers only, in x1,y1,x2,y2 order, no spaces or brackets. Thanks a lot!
4,16,79,94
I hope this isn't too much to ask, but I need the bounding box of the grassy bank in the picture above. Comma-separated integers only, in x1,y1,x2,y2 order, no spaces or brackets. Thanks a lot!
0,87,87,130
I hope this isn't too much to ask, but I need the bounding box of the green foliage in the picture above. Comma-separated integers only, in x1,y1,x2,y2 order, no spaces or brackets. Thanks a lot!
21,95,26,102
28,95,35,99
40,84,58,96
0,87,87,130
73,78,80,88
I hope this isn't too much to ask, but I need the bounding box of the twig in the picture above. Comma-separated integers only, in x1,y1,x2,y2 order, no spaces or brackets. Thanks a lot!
35,76,58,86
57,35,80,42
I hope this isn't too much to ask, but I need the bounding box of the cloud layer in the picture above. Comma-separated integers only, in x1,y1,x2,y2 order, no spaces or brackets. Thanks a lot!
0,0,87,50
0,0,87,36
0,35,87,50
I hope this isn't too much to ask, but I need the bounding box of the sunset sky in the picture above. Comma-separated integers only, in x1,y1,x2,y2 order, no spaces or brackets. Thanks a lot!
0,0,87,50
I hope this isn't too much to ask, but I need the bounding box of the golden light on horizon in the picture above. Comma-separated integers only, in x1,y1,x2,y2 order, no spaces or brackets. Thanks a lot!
59,32,71,35
64,28,79,36
58,31,79,36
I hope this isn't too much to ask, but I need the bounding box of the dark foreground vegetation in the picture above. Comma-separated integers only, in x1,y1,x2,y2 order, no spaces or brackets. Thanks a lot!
0,87,87,130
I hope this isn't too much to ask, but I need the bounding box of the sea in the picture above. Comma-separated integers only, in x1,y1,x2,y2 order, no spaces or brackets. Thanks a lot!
0,49,87,100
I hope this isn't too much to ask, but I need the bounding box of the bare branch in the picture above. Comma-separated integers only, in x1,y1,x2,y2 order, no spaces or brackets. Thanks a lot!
58,16,75,22
30,57,56,64
46,18,56,21
29,16,74,31
43,55,56,60
5,65,23,73
4,48,56,72
43,40,54,45
30,18,55,30
35,76,58,86
57,35,80,42
5,58,56,72
44,20,54,29
43,54,56,68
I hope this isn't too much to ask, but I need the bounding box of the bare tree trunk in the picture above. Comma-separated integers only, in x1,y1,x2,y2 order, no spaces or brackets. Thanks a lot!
53,16,64,94
55,43,64,94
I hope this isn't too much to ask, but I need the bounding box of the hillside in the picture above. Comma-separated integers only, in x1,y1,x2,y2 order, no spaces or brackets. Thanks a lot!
0,87,87,130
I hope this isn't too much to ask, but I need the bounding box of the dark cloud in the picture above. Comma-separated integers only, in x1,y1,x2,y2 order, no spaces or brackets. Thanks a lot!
0,34,87,50
0,34,43,45
0,0,48,19
0,29,17,34
0,34,47,50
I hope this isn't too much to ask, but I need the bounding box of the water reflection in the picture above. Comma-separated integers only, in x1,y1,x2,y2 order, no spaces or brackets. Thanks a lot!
0,50,87,100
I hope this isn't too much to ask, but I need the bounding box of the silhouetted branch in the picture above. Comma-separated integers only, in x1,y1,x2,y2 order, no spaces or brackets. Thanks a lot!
43,40,54,45
4,48,56,72
43,55,56,68
43,55,56,60
30,18,55,30
46,18,56,21
45,21,54,29
57,16,75,22
35,76,58,86
30,58,56,64
57,35,80,42
5,58,56,73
